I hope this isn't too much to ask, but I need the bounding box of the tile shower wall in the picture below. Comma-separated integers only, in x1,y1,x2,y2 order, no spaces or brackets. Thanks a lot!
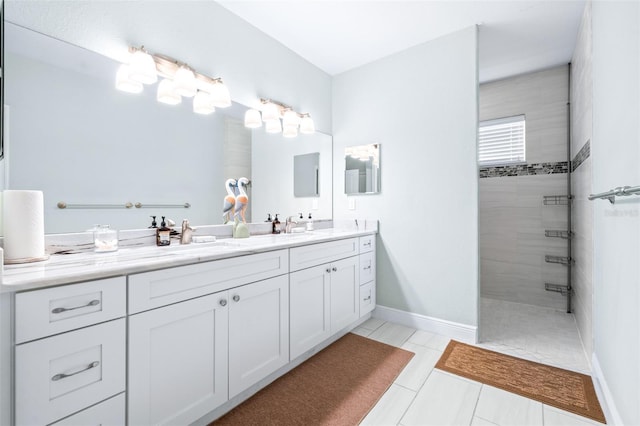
570,2,593,360
479,66,569,311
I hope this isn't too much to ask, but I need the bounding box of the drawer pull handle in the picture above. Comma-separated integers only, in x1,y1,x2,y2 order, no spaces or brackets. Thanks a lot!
364,242,372,247
363,265,372,270
233,295,240,302
51,361,100,381
51,299,100,314
332,267,338,272
219,299,227,307
364,296,371,301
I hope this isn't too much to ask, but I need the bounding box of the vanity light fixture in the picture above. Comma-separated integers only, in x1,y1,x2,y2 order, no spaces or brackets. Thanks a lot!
116,46,231,114
243,98,315,137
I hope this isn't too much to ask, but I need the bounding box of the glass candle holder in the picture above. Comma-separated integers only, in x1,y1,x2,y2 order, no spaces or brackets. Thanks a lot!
94,225,119,252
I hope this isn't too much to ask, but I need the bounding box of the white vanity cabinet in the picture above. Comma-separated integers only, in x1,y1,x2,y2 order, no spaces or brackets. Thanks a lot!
289,239,360,359
127,251,290,425
14,277,127,426
128,291,229,426
359,235,377,316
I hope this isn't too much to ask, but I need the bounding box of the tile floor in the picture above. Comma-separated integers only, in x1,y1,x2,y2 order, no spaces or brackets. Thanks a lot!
352,311,601,426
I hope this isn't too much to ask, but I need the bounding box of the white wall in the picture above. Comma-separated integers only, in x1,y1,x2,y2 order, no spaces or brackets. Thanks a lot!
479,66,569,311
570,2,593,362
591,1,640,424
4,0,332,133
332,27,479,327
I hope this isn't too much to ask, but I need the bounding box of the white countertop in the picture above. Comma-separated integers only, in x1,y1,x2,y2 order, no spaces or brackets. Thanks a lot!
1,228,376,293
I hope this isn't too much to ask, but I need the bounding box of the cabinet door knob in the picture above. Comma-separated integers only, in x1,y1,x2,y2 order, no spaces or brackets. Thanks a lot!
219,299,227,307
326,268,331,273
233,295,240,302
332,267,338,272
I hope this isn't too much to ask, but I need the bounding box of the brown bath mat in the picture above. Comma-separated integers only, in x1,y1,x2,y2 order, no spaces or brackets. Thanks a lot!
213,333,414,425
436,340,606,423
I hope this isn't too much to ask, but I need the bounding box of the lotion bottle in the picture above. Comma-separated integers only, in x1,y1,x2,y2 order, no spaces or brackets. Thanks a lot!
156,216,171,246
272,214,281,234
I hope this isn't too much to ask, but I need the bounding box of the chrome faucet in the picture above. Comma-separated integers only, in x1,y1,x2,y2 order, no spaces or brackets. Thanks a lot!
180,219,194,244
285,216,298,233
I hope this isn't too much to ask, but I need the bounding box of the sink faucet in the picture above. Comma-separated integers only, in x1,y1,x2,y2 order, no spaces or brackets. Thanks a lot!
180,219,194,244
285,216,298,233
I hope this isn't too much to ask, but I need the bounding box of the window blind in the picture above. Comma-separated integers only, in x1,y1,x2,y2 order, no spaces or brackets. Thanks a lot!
478,115,526,166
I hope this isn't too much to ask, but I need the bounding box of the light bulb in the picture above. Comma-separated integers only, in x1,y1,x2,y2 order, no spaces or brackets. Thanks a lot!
193,91,215,114
299,115,315,134
173,66,197,97
262,103,280,122
128,49,157,85
115,64,143,93
244,109,262,128
157,79,181,105
282,110,301,129
265,119,282,133
210,81,232,108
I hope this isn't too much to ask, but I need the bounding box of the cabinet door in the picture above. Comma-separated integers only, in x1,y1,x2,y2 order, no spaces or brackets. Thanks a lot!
290,264,331,359
228,275,289,399
330,256,359,332
128,292,229,426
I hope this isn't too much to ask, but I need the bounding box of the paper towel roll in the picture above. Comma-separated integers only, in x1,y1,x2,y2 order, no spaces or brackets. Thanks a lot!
3,190,46,262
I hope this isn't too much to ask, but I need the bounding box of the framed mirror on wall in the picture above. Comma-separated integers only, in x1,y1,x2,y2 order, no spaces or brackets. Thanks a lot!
345,144,380,195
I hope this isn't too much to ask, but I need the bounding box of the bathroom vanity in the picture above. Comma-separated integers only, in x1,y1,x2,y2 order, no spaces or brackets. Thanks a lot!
0,226,376,425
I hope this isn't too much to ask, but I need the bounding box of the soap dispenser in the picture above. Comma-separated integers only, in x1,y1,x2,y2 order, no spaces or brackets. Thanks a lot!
272,214,281,234
156,216,171,246
306,213,314,231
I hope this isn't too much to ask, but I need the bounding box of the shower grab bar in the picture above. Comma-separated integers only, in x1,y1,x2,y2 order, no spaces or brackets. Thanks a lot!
588,185,640,204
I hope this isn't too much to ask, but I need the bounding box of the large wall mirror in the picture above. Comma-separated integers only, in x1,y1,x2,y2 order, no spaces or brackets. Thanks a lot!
345,144,381,194
1,22,332,234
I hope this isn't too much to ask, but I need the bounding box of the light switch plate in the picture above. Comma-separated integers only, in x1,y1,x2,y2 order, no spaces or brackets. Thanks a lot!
348,198,356,210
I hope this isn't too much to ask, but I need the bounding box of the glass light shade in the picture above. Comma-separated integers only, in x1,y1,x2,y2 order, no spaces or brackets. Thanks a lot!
261,103,280,122
244,109,262,128
282,110,301,129
283,126,298,138
210,82,232,108
173,66,197,97
193,91,215,114
128,49,157,85
115,64,143,93
157,79,181,105
299,115,315,134
265,119,282,134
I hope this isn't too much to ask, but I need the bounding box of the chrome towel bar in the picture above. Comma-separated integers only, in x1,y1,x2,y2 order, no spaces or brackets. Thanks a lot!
58,202,190,209
588,185,640,204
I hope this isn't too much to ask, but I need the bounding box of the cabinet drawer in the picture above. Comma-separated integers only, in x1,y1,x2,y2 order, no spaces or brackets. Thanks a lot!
129,249,288,314
360,281,376,316
15,319,126,426
359,234,375,253
51,393,125,426
290,238,358,272
15,276,126,344
359,251,376,285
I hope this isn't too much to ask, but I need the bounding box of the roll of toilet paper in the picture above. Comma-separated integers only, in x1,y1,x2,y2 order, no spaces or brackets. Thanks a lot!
3,190,46,262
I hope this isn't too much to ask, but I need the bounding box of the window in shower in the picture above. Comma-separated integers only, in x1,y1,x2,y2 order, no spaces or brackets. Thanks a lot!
478,114,526,166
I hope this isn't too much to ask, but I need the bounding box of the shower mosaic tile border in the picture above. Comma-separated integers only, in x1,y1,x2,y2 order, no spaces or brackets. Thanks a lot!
571,140,590,172
479,161,569,178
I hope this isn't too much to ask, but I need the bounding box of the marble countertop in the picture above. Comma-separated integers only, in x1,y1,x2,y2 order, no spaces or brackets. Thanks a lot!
1,227,376,293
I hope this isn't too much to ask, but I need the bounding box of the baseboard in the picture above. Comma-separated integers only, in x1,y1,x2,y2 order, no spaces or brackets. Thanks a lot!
591,353,623,425
372,305,477,344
